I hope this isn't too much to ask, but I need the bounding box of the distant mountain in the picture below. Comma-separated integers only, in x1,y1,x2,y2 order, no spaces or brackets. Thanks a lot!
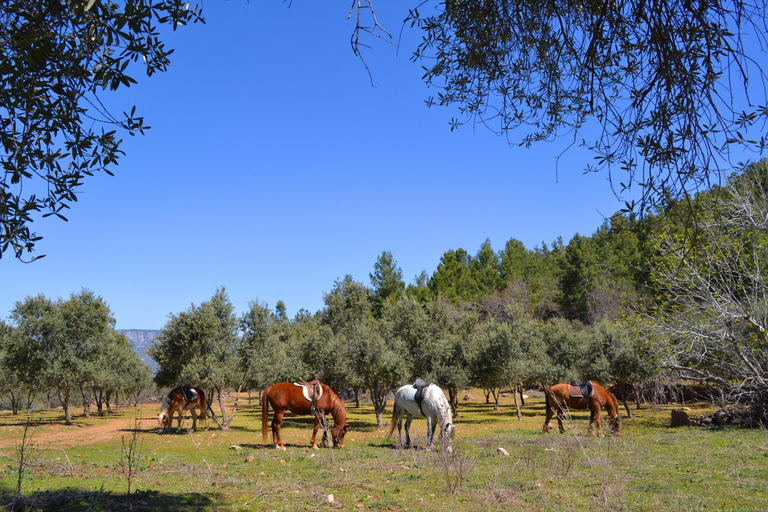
118,329,159,373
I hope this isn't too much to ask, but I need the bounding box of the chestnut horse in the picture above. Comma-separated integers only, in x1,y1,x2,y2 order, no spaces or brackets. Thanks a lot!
543,381,621,436
157,386,208,434
261,381,349,450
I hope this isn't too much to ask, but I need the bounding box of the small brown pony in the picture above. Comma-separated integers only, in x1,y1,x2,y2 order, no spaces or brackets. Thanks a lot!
157,387,208,434
261,381,349,450
543,381,621,436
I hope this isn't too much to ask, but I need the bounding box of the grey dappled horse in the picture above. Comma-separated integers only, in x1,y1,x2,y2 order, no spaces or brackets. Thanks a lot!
389,383,455,452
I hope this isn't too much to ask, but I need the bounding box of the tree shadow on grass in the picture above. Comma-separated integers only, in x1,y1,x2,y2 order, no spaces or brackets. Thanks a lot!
1,488,227,512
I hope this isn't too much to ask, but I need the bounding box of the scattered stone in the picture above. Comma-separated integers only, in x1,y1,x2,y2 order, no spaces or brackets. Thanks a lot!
229,445,242,450
326,494,335,504
245,456,255,463
464,393,474,401
497,447,510,457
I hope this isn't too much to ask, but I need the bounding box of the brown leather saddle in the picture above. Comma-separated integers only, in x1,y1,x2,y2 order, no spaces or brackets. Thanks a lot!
569,381,594,399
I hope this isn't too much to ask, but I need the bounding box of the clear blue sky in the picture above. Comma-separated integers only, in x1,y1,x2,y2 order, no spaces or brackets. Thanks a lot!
1,2,635,329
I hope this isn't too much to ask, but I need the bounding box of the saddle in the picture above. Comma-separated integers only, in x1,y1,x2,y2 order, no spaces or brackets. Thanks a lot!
412,378,430,416
180,386,198,405
569,381,594,399
294,379,323,413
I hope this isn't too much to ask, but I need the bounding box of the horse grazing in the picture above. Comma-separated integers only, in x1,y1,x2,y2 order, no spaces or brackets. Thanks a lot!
261,381,349,450
389,383,455,452
543,381,621,436
157,386,208,434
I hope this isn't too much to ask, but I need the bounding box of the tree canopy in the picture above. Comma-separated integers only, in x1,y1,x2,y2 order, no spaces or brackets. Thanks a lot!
0,0,202,260
3,0,766,260
406,0,768,212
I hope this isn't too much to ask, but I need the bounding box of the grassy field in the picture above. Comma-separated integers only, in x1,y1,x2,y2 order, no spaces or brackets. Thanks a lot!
0,390,766,511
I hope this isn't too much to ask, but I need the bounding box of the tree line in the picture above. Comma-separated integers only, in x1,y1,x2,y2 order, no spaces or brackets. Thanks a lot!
3,160,767,427
0,290,152,423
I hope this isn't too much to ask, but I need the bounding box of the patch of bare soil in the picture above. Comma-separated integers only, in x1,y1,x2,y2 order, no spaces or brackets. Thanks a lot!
0,413,157,453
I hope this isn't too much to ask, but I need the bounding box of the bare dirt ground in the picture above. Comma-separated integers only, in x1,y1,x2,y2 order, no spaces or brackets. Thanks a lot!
0,411,158,453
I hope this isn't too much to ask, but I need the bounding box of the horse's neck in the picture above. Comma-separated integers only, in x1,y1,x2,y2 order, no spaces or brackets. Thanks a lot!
160,395,172,414
432,393,452,426
327,394,346,425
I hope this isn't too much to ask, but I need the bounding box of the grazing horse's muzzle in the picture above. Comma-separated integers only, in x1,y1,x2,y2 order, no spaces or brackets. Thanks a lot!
331,423,350,448
158,413,169,432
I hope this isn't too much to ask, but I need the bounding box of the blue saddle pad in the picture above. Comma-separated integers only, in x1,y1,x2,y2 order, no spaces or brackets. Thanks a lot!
406,387,417,401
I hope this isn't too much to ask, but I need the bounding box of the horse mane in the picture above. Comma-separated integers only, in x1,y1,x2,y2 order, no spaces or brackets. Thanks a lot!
323,384,347,425
607,389,621,417
159,387,177,415
594,382,620,417
432,385,453,427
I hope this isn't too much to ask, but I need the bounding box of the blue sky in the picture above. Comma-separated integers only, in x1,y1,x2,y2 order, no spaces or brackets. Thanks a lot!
1,2,636,329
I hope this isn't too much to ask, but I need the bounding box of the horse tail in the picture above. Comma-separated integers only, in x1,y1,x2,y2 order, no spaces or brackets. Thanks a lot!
544,385,551,412
388,399,399,436
261,387,271,445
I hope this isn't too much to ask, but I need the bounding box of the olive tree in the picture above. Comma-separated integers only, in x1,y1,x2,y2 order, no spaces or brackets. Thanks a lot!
149,287,242,429
1,0,203,260
403,0,768,212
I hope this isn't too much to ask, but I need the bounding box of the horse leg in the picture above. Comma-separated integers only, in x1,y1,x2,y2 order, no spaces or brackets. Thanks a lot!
404,416,413,449
591,406,603,437
556,408,566,434
426,415,436,450
310,416,321,449
175,409,183,433
191,408,198,432
543,405,554,433
272,409,286,450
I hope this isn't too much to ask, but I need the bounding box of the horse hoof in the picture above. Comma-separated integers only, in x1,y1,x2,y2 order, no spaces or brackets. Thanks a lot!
276,445,286,451
312,444,319,450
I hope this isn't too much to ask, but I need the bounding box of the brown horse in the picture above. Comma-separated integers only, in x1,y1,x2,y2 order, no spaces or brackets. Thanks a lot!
157,387,208,434
261,381,349,450
543,381,621,436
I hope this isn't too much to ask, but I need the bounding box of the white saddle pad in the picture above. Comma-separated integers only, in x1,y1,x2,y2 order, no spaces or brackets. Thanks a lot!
294,382,323,402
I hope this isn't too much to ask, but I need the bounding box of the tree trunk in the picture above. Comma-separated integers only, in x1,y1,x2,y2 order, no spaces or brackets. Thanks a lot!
369,382,388,428
216,388,230,431
448,388,459,418
518,385,526,407
492,388,499,411
633,383,642,410
483,388,491,404
512,387,522,421
59,388,72,426
8,391,19,415
81,386,90,418
222,382,246,430
355,388,360,408
93,386,104,415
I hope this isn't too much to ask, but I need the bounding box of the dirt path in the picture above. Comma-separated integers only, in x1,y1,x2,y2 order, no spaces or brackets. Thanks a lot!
0,413,157,453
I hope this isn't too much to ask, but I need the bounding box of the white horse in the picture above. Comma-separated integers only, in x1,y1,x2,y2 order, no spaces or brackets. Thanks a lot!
389,383,455,452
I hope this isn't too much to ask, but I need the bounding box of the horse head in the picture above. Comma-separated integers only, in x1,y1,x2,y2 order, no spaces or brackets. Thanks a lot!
157,412,170,433
608,413,622,436
331,422,350,448
442,422,456,452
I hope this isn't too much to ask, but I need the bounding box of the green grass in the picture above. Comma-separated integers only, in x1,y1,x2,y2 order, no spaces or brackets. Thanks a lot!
0,392,766,511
